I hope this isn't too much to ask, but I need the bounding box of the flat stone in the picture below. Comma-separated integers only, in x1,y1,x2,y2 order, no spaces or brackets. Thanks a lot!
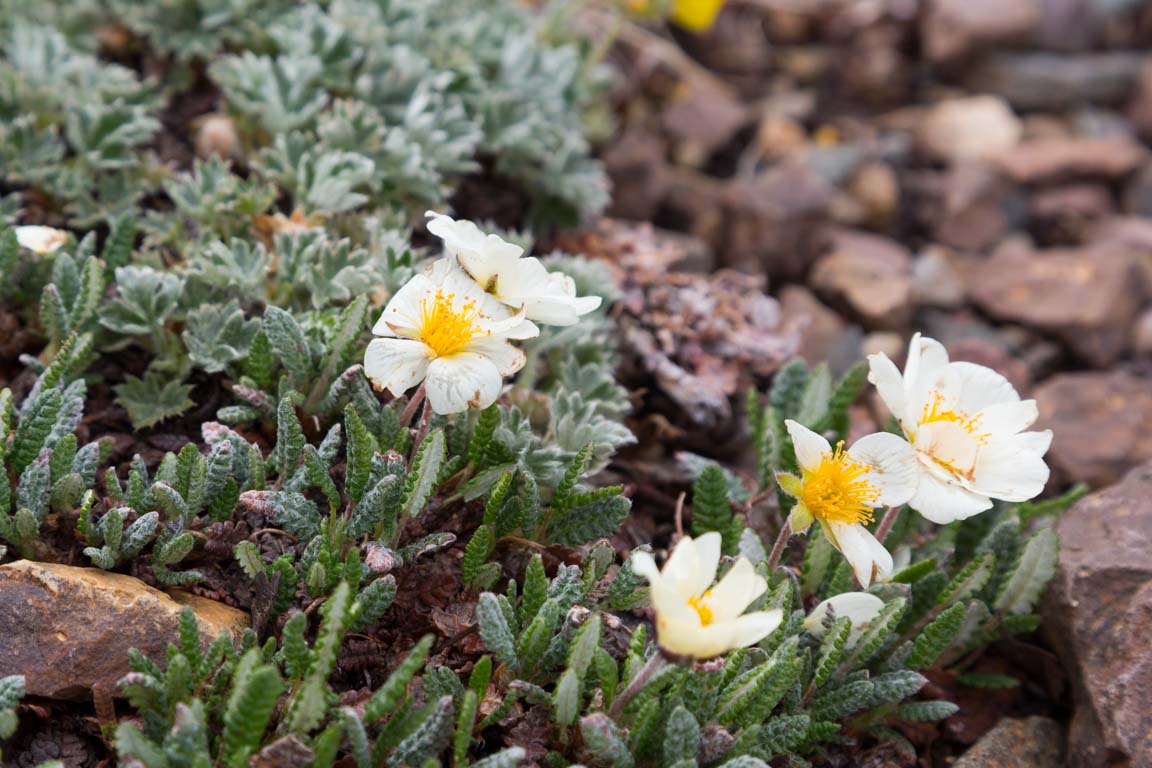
954,717,1064,768
1045,463,1152,766
922,0,1039,62
602,129,669,222
964,243,1144,366
662,77,749,161
995,136,1147,185
778,285,863,376
0,560,248,700
911,246,966,309
919,96,1023,162
1035,371,1152,488
966,52,1145,111
720,160,834,278
809,229,912,330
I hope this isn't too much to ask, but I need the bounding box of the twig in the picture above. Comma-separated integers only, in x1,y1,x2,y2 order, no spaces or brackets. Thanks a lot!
410,397,433,459
674,491,686,538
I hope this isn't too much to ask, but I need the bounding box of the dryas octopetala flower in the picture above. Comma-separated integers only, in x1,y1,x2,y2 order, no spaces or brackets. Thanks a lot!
364,262,537,415
867,333,1052,524
629,532,783,660
777,421,919,588
14,225,68,255
803,592,885,645
425,211,601,326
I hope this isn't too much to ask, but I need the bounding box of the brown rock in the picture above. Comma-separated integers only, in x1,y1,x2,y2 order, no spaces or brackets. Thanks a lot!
964,243,1144,365
809,229,913,330
1133,307,1152,357
1046,462,1152,766
778,285,863,375
602,130,669,222
995,136,1147,184
911,246,966,309
949,336,1033,394
1127,59,1152,140
661,167,726,249
846,160,900,227
966,52,1145,111
919,96,1023,162
720,160,834,278
662,77,749,163
915,161,1019,252
922,0,1039,62
0,560,248,700
1030,183,1114,242
954,717,1064,768
1035,371,1152,488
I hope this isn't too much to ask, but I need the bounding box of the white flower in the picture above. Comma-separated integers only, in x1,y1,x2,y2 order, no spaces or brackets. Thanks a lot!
803,592,885,646
867,333,1052,524
364,262,537,415
15,225,68,255
778,421,919,588
629,532,783,660
425,211,602,326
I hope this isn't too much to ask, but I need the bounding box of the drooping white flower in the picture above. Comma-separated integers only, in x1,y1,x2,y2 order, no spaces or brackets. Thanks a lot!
867,333,1052,524
364,262,537,415
425,211,602,326
629,532,783,660
803,592,885,646
777,421,919,588
14,225,68,255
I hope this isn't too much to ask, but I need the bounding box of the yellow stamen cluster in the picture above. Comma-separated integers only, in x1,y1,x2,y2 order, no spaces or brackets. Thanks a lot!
688,590,715,626
800,442,880,526
919,391,987,441
419,290,482,357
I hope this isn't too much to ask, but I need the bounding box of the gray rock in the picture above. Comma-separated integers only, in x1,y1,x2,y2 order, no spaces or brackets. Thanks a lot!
965,52,1145,110
954,717,1064,768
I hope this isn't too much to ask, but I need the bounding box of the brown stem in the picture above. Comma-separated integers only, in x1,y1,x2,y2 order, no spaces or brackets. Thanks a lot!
399,384,426,429
674,492,686,539
410,397,433,459
609,650,669,719
765,519,793,572
874,505,902,544
248,528,300,544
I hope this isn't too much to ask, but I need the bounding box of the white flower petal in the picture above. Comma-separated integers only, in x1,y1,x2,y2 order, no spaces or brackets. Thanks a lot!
826,521,893,588
867,352,906,419
904,333,950,394
914,421,980,476
906,471,992,524
952,360,1020,413
704,557,767,623
661,534,703,599
848,432,919,506
804,593,885,638
724,610,784,649
785,420,832,471
975,399,1038,437
363,338,430,396
690,532,723,597
464,336,526,376
969,431,1052,501
15,225,67,255
372,272,434,336
628,551,660,584
424,353,502,414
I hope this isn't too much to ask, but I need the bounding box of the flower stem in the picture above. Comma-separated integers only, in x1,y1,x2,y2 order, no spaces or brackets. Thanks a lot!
399,384,426,428
765,519,793,572
609,650,668,719
410,397,433,458
874,505,902,544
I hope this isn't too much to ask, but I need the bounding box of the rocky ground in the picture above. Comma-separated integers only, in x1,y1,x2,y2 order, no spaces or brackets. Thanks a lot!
583,1,1152,765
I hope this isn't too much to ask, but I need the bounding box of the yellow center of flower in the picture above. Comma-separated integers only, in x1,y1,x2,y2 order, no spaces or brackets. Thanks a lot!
418,290,482,357
918,391,986,439
799,442,880,526
688,590,714,626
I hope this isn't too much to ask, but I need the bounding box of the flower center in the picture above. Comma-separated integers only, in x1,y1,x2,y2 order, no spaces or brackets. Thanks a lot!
918,391,987,441
688,590,714,626
419,290,481,357
799,442,880,526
